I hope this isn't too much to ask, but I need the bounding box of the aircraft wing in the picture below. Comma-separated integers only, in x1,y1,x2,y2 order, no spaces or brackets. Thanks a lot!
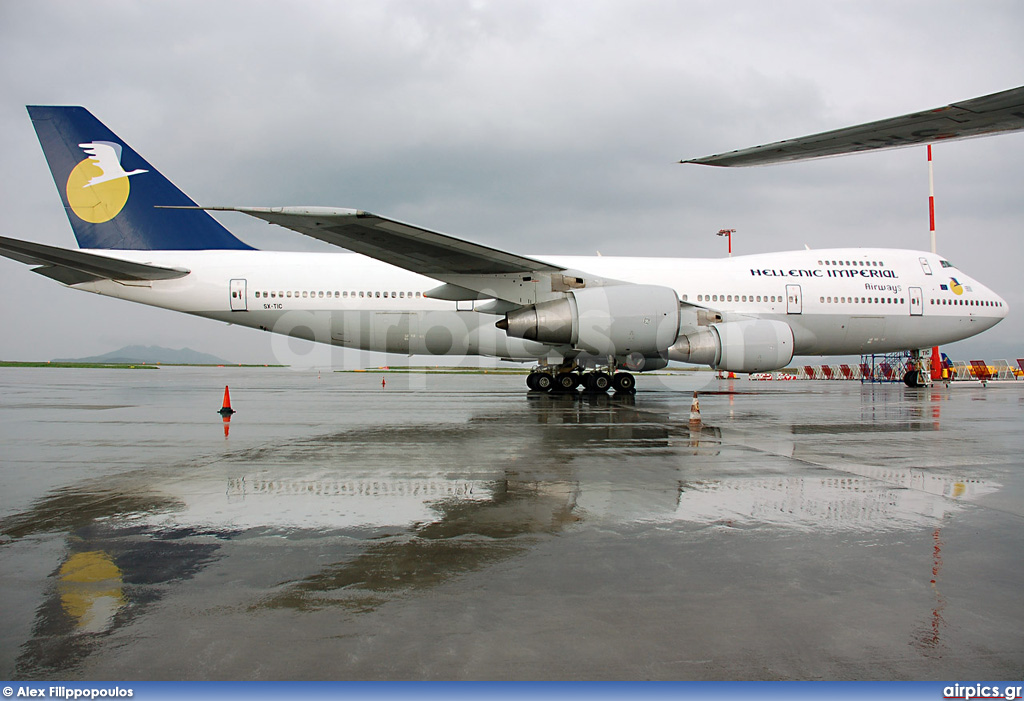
188,206,564,276
0,235,189,285
683,85,1024,167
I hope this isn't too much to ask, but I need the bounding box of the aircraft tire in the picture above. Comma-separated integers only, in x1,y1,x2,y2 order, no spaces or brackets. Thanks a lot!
526,372,541,391
586,372,611,393
554,373,577,392
613,372,636,393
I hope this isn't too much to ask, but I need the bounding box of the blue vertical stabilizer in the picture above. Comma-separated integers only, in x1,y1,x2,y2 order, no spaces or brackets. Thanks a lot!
27,106,253,250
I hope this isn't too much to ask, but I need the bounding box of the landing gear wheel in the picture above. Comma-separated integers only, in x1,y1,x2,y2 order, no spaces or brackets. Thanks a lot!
527,372,552,391
612,372,636,393
534,373,554,392
555,373,578,392
903,369,924,388
585,372,611,393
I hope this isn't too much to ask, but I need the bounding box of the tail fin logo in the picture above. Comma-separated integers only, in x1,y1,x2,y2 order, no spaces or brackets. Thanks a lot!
65,141,148,224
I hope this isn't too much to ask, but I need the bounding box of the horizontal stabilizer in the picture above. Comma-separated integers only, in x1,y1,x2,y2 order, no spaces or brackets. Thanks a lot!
0,235,189,283
683,85,1024,166
164,206,562,276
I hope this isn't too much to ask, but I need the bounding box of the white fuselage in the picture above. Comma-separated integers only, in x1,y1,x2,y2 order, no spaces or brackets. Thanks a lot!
70,247,1007,364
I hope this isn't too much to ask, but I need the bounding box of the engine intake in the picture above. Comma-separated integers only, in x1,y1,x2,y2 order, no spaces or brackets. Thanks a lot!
498,285,681,357
668,319,794,373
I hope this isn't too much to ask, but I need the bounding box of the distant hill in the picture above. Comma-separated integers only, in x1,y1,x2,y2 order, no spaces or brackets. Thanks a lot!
54,345,231,365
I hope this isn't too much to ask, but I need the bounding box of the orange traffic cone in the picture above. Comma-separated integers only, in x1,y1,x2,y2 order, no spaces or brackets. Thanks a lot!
218,385,235,416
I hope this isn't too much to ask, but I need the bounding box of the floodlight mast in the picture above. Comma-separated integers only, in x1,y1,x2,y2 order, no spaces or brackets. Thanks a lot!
927,144,937,255
717,228,735,257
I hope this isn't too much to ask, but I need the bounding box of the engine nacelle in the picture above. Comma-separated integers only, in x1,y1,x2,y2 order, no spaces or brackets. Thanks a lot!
623,352,670,372
668,319,794,373
498,285,681,357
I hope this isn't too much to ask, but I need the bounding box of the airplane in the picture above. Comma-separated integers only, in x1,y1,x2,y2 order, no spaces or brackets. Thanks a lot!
2,87,1020,392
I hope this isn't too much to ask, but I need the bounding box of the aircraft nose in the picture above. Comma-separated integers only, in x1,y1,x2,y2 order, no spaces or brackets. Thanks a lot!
997,293,1009,318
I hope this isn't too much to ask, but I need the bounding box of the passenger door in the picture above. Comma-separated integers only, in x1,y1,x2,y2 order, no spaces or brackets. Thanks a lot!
786,284,802,314
229,279,247,311
909,286,923,316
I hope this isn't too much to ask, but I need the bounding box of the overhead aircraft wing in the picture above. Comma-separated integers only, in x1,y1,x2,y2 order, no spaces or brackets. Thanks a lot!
682,85,1024,167
182,206,564,276
0,235,189,285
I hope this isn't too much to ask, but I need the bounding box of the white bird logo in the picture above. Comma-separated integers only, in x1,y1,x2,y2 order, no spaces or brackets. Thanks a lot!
78,141,148,187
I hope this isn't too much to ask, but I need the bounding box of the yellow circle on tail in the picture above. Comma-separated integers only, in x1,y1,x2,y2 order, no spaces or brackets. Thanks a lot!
66,159,130,223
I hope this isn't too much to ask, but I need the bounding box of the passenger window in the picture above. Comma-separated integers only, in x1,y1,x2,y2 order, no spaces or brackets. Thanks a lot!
319,291,324,298
375,291,381,298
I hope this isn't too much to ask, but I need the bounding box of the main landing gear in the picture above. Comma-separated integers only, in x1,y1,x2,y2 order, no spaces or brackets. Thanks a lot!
526,362,636,395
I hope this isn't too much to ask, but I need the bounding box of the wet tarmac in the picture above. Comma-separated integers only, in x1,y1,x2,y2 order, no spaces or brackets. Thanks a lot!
1,367,1022,680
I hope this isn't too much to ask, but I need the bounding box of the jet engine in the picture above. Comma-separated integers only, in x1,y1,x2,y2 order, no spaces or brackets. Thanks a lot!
497,285,681,357
668,319,794,373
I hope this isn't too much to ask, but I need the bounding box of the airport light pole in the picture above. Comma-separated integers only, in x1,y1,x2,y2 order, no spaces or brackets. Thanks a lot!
928,145,937,254
717,229,735,257
927,144,941,381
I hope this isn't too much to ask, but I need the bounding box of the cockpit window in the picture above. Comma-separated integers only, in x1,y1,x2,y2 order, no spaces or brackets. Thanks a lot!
940,260,955,269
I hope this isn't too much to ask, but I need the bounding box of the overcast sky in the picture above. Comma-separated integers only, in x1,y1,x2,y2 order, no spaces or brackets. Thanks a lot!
1,1,1021,365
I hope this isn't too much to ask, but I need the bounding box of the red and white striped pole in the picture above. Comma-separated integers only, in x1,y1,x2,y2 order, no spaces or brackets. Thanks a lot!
717,228,735,257
928,144,937,255
928,144,942,381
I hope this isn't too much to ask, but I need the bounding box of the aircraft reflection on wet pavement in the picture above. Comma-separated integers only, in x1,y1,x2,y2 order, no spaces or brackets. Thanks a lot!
0,389,1000,678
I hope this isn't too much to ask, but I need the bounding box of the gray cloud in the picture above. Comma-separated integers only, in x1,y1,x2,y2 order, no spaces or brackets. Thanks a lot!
1,1,1021,363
